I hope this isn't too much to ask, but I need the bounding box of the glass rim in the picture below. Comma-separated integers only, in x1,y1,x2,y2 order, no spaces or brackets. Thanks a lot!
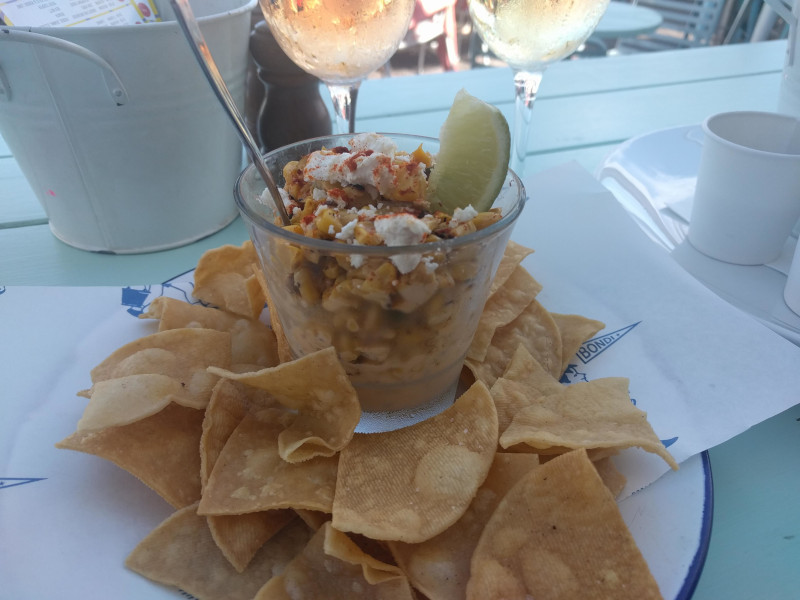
234,132,527,255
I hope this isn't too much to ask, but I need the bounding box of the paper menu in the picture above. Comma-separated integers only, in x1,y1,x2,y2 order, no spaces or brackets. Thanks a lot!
0,0,161,27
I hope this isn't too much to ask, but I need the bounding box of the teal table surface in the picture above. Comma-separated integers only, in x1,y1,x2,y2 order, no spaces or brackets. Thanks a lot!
1,39,798,599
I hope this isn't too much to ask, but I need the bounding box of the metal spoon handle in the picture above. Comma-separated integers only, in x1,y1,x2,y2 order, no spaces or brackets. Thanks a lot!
169,0,290,225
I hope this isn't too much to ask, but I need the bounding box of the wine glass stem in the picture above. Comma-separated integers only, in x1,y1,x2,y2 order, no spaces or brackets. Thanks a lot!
328,82,361,134
512,70,544,175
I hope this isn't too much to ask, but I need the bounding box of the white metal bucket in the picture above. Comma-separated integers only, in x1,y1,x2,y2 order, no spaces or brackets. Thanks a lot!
766,0,799,119
0,0,256,253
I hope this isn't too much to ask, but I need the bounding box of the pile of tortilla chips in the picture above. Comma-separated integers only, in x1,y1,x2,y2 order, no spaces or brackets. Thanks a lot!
57,239,675,600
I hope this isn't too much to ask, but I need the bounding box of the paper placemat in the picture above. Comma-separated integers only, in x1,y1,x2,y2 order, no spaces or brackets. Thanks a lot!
2,161,798,597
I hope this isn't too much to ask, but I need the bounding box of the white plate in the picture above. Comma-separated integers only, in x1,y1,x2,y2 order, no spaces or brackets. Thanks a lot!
597,124,800,346
0,276,712,599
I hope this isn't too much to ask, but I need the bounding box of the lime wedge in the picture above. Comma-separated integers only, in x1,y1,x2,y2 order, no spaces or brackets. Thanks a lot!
425,89,511,214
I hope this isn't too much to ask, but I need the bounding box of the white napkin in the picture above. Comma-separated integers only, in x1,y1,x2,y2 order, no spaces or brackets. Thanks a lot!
518,161,800,497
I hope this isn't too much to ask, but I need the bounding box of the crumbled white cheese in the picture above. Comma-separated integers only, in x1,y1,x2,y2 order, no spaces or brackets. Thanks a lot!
374,214,430,247
350,132,397,156
302,132,405,199
336,219,358,242
452,205,478,224
349,252,366,269
391,253,423,275
358,206,378,220
421,255,439,273
372,214,431,274
263,187,293,212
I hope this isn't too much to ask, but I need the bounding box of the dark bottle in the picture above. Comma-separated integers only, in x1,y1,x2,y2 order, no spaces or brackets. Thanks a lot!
249,20,332,153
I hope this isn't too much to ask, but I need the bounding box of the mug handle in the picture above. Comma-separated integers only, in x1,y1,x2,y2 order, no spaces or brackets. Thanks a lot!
0,27,129,105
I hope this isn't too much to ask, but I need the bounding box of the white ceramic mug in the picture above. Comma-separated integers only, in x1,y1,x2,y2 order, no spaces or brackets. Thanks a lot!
785,240,800,316
687,111,800,265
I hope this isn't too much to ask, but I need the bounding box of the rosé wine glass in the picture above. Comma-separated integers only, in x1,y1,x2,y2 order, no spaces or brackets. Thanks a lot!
260,0,416,133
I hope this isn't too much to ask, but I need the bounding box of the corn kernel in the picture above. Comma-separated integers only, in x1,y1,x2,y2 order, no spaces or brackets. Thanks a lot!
275,241,304,271
451,221,477,237
450,260,478,282
354,222,382,246
321,257,341,280
411,144,433,167
293,267,320,305
315,208,342,238
472,211,502,230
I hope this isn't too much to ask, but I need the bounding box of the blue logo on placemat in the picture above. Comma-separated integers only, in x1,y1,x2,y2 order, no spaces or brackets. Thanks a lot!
121,286,152,316
575,322,640,364
121,271,202,317
1,477,46,490
560,322,640,383
560,364,589,384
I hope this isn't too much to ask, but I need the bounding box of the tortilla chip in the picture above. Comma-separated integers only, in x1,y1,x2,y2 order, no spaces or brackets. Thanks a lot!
251,264,293,363
254,522,415,599
207,510,296,573
126,503,312,600
141,296,279,368
295,509,331,531
466,449,663,600
550,312,606,377
466,298,562,387
198,410,339,515
389,453,539,600
87,328,231,410
56,403,203,508
193,241,266,319
208,347,360,463
200,379,282,490
499,377,679,470
332,382,498,543
488,240,534,297
489,345,564,434
593,456,627,499
468,266,543,363
76,374,181,432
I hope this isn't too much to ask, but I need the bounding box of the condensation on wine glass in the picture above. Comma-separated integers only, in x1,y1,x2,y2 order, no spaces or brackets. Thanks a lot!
260,0,416,84
469,0,611,70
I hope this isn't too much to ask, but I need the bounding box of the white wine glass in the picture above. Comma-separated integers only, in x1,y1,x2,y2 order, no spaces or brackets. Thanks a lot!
468,0,610,174
259,0,416,134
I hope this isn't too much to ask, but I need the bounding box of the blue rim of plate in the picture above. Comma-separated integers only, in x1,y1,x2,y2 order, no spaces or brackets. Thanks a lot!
151,270,716,600
677,450,714,599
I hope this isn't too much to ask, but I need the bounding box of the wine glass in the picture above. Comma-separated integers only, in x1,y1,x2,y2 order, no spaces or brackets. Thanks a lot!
259,0,416,134
468,0,610,174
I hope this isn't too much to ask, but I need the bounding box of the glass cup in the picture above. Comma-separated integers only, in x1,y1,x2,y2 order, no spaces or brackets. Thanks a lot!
235,134,526,413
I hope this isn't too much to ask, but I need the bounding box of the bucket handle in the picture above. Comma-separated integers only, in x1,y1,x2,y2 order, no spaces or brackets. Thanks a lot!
0,27,129,105
764,0,797,68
